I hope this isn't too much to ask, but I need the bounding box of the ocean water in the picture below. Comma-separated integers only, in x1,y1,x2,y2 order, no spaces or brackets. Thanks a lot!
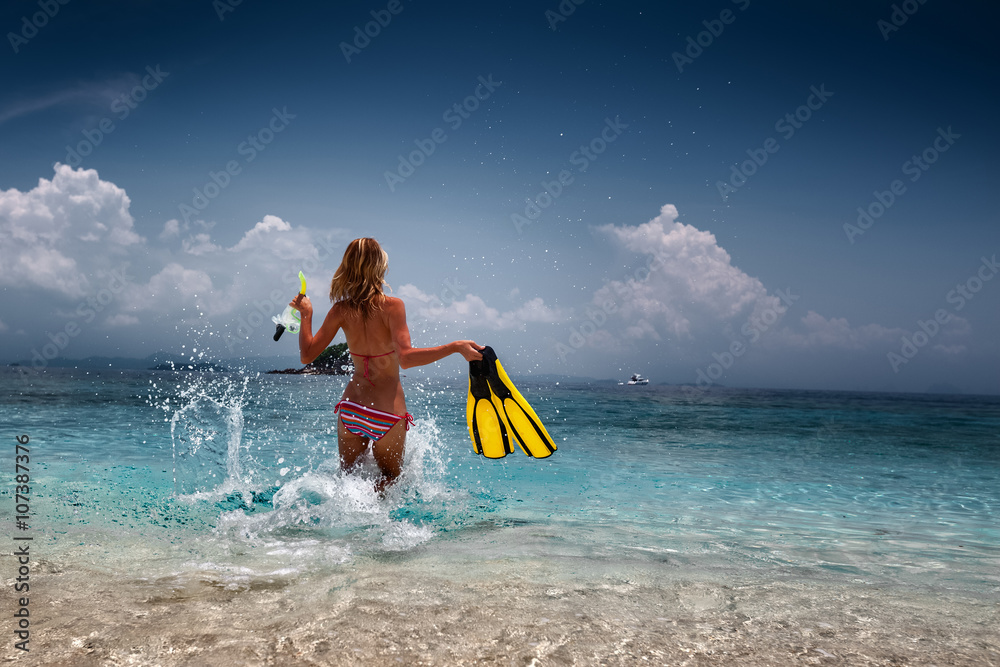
1,365,998,665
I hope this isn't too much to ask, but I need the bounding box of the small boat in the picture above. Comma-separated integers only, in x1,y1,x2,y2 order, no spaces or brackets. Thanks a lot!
627,373,649,385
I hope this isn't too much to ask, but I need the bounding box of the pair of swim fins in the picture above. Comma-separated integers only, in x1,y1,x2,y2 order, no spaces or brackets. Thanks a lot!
467,346,557,459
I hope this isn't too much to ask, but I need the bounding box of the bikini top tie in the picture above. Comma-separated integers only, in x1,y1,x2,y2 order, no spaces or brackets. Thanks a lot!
350,350,395,386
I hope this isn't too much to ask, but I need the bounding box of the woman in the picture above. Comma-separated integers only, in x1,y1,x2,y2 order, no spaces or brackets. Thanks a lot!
290,238,482,492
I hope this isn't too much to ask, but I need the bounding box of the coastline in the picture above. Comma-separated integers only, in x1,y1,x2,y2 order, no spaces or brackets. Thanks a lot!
8,547,998,666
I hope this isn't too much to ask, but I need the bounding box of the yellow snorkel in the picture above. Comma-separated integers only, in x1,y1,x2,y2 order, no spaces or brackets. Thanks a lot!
272,271,307,341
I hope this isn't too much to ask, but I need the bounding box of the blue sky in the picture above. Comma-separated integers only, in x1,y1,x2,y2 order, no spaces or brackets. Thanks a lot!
1,0,998,394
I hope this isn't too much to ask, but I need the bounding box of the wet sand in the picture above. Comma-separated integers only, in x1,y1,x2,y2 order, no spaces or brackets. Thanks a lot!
7,553,998,666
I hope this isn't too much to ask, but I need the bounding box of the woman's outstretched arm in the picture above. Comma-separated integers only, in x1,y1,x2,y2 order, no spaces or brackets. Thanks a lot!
387,298,482,367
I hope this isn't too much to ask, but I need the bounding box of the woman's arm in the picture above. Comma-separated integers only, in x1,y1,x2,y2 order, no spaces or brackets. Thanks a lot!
291,295,340,365
387,298,482,367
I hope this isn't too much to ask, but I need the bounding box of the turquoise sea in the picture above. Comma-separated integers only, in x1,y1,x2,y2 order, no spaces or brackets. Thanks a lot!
1,366,998,665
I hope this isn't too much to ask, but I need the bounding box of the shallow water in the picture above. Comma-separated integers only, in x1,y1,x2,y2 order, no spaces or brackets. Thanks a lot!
1,367,998,665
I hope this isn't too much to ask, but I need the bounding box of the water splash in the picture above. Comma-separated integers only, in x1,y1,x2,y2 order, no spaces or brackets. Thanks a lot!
162,367,254,500
214,417,457,553
154,356,470,558
170,395,248,499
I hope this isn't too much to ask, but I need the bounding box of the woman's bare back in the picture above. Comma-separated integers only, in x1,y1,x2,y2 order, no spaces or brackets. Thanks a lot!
334,298,406,415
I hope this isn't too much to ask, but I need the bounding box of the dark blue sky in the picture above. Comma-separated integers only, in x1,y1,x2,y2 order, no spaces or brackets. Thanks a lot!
1,1,998,393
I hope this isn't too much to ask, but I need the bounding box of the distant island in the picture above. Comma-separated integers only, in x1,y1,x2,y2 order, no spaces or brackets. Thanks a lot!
268,343,353,376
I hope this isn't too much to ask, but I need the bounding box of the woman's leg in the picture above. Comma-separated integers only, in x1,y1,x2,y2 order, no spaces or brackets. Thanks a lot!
371,419,407,491
337,419,369,472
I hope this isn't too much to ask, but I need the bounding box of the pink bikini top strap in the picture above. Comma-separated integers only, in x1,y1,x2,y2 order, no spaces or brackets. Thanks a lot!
349,349,396,386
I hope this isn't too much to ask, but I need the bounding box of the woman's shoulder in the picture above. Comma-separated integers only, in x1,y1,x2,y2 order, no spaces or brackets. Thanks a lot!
383,296,405,311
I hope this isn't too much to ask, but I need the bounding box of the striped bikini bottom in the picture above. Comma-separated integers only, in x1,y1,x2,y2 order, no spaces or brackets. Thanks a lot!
334,399,414,441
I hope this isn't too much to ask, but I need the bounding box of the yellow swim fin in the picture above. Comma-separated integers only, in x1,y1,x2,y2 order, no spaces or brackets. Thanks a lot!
467,346,556,459
467,349,514,458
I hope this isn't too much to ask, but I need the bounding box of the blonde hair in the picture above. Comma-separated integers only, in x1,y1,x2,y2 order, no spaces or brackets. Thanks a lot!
329,238,389,319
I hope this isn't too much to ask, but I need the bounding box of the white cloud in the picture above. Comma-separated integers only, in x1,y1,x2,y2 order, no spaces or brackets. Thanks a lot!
226,214,314,262
1,164,574,357
121,263,219,314
588,204,784,343
578,204,929,358
0,163,354,361
230,214,292,252
164,213,326,264
182,233,221,256
0,318,7,332
774,311,972,353
159,219,180,240
398,284,566,331
0,163,142,298
776,311,904,349
106,314,139,326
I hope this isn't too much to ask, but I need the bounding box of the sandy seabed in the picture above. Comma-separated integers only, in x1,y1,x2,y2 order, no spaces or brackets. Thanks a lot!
4,552,998,667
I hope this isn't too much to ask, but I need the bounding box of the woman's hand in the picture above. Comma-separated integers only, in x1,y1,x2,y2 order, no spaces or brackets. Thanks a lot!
453,340,484,361
290,294,312,319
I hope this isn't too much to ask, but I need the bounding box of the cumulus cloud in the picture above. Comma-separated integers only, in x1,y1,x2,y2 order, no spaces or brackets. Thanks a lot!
148,212,345,329
181,233,221,256
0,163,142,298
0,164,576,357
230,214,292,252
159,219,180,240
0,164,355,360
398,284,566,331
122,263,216,313
160,212,329,267
576,204,925,359
586,204,785,344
